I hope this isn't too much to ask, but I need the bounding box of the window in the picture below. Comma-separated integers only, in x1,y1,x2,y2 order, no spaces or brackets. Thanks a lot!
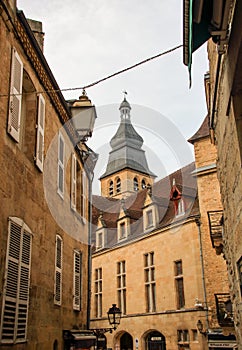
133,177,139,191
177,330,190,349
175,260,185,309
144,252,156,312
116,178,121,194
237,257,242,297
71,153,77,210
142,179,146,189
109,180,114,196
7,48,23,142
96,230,104,250
0,217,32,343
146,210,153,228
35,94,45,171
57,132,65,198
54,235,63,305
82,170,88,221
94,268,102,318
176,199,185,217
117,261,126,314
119,222,127,241
191,329,198,342
73,250,82,311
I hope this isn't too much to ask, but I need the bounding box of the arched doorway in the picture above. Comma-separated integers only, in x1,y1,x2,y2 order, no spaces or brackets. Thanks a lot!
146,331,166,350
120,332,133,350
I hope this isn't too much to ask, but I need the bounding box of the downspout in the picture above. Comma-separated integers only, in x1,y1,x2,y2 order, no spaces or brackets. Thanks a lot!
86,173,93,330
210,53,222,134
195,218,209,331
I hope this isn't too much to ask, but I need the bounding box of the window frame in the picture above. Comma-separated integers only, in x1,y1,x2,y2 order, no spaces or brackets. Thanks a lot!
117,261,126,315
0,217,32,344
174,260,185,309
73,250,82,311
144,252,156,312
94,268,102,318
35,93,45,171
57,132,65,198
54,235,63,306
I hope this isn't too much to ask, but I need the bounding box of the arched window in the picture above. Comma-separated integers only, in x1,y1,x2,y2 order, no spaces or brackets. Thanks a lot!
133,177,139,191
116,178,121,193
109,180,114,196
141,179,146,189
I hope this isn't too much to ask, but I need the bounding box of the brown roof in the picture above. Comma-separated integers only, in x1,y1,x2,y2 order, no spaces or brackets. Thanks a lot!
92,162,200,250
188,115,210,144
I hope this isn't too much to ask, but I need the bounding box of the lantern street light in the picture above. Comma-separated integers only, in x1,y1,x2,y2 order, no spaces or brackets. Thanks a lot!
196,319,207,336
69,89,97,143
90,304,122,337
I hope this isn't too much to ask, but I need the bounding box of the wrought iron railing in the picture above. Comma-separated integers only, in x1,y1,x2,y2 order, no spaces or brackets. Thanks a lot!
207,210,223,248
215,293,234,327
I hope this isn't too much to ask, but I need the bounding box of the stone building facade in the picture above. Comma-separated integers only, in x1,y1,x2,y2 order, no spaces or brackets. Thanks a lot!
0,1,96,349
183,0,242,347
90,99,236,350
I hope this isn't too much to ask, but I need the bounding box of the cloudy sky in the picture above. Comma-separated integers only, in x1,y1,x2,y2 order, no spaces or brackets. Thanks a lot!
17,0,209,194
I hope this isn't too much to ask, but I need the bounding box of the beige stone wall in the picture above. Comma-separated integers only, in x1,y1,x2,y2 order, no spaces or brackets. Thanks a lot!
0,4,89,349
207,2,242,344
193,137,230,329
101,168,154,198
91,220,206,350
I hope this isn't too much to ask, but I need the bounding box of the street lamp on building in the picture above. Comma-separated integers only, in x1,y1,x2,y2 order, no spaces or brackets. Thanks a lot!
91,304,122,337
70,89,97,143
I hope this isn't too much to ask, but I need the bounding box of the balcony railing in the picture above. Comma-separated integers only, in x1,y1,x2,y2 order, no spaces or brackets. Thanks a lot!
207,210,223,251
215,293,234,327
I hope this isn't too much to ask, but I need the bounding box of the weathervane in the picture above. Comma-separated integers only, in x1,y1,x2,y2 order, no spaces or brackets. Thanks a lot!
123,90,128,98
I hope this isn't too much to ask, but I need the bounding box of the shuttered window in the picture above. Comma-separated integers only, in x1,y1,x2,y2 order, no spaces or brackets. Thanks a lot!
73,250,82,311
71,153,77,210
57,133,65,198
0,217,32,344
8,49,23,142
82,171,87,221
35,94,45,171
54,235,63,305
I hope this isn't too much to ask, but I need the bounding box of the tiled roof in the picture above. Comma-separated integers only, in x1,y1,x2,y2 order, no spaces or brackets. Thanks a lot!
92,162,199,250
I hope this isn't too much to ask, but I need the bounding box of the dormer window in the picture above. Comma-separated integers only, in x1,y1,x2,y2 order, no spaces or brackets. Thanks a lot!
146,210,153,227
133,177,139,191
176,199,185,217
96,229,105,250
116,178,121,194
109,180,114,196
118,221,128,241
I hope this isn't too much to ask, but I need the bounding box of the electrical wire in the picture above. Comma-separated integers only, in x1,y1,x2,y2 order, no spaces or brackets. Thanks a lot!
0,44,183,98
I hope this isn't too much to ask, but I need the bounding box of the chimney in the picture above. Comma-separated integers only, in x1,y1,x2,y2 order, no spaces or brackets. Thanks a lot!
27,19,45,52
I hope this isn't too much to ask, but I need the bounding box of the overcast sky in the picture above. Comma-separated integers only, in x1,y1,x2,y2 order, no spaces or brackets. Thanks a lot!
17,0,209,194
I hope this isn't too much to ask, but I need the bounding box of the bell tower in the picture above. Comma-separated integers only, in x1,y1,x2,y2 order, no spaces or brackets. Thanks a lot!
100,95,156,198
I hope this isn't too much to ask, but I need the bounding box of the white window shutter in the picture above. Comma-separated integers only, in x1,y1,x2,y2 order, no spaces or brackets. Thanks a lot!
73,250,82,310
8,49,23,142
0,218,32,343
54,235,63,305
35,94,45,171
71,153,77,210
57,133,65,197
82,171,87,221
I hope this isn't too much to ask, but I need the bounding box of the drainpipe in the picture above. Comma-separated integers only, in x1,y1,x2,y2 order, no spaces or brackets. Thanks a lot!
195,218,209,331
86,173,93,330
210,53,222,133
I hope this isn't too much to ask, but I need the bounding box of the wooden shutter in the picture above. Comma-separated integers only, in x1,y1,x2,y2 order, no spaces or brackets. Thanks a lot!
82,171,87,221
8,49,23,142
0,218,32,343
54,235,63,305
73,250,82,310
71,153,77,210
35,94,45,171
57,133,65,197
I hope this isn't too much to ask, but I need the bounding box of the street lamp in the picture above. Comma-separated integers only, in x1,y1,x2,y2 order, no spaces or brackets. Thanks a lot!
69,89,97,142
90,304,121,337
